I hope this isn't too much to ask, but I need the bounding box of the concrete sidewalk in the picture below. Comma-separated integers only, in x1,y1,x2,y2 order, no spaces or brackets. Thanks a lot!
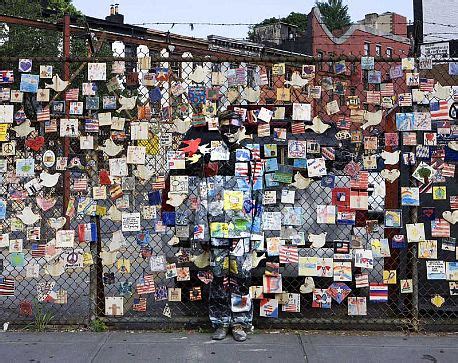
0,331,457,363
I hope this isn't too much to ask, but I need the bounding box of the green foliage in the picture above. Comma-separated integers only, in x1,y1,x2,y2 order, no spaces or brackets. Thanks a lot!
0,0,82,58
315,0,352,33
90,318,108,332
27,300,54,332
247,12,308,42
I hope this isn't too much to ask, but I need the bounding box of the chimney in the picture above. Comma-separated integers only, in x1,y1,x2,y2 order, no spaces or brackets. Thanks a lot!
106,3,124,24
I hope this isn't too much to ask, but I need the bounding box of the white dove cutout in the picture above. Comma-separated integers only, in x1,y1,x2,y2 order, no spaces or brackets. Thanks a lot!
308,232,327,248
103,205,122,221
189,65,207,83
17,206,40,225
101,250,118,266
98,138,124,157
373,180,386,198
3,322,9,332
134,165,155,182
380,169,400,183
290,172,312,190
251,251,266,269
198,143,211,155
243,87,261,103
238,127,253,143
173,118,191,134
117,95,137,112
227,89,240,103
166,193,187,207
443,211,458,225
45,259,66,277
40,171,60,188
428,83,451,101
304,116,331,134
12,120,35,137
361,110,383,130
448,141,458,151
300,277,315,294
381,150,401,165
45,74,69,92
191,251,210,268
48,217,67,230
285,71,309,88
168,236,180,246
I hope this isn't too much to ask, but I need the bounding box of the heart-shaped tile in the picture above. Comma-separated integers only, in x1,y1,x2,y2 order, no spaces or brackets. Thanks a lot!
19,59,32,72
25,136,45,151
48,217,67,230
36,197,57,211
443,211,458,225
380,169,400,183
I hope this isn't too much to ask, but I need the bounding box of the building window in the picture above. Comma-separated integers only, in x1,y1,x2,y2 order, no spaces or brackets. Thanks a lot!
386,48,393,58
364,42,371,56
375,45,382,57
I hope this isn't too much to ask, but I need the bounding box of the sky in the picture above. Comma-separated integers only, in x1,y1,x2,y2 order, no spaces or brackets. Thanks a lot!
72,0,414,40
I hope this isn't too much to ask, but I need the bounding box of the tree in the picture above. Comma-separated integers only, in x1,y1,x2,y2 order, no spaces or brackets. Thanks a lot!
315,0,351,33
247,12,308,42
0,0,81,58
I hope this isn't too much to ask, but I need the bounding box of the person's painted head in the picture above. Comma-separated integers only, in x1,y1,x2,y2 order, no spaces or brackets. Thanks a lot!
218,110,243,147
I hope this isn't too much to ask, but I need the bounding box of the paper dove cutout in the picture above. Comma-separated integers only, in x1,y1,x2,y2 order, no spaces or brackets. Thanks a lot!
3,322,9,332
186,154,202,164
45,259,65,277
48,217,66,230
227,89,240,103
103,205,122,221
238,127,253,143
168,236,180,246
191,251,210,268
290,172,312,189
309,232,327,248
251,251,266,269
36,197,57,211
443,211,458,225
12,119,35,137
362,110,383,130
243,87,260,103
300,277,315,294
40,171,60,188
285,71,309,88
45,74,69,92
380,169,400,183
373,180,386,198
166,193,187,207
180,138,201,156
198,144,211,155
304,116,331,134
134,165,155,182
100,250,118,266
17,206,40,225
98,138,124,157
428,83,451,100
448,141,458,151
381,150,401,165
117,95,137,112
173,119,191,134
189,65,207,83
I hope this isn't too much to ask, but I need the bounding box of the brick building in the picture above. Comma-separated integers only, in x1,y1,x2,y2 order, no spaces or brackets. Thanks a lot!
254,7,412,58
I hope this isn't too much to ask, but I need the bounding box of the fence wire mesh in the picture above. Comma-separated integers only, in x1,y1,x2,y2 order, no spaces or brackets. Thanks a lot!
0,46,456,332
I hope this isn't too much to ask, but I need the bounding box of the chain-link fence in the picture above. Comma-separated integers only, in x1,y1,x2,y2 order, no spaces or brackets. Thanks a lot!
0,30,457,331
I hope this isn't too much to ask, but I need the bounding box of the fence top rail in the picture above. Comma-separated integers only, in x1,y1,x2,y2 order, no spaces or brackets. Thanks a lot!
0,55,432,64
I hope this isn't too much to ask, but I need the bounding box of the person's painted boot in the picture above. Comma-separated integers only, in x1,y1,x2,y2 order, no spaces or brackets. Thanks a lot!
232,325,247,342
212,326,228,340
